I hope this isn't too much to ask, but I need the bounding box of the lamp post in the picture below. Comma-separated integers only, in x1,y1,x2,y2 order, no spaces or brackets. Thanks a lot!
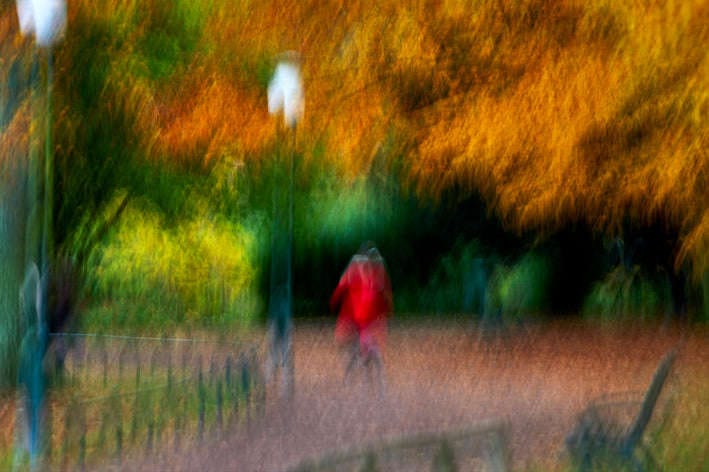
15,0,66,467
267,52,303,400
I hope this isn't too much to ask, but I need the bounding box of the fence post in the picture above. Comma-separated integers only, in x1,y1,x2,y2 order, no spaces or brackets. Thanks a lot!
225,356,237,425
198,366,205,442
102,344,108,388
156,385,166,448
146,419,154,455
173,388,181,453
130,393,139,445
225,356,232,388
112,388,122,464
84,338,90,384
209,358,217,387
115,423,122,464
182,349,189,379
97,406,108,455
180,380,188,449
145,392,155,455
60,399,74,469
118,343,129,382
78,413,86,470
216,378,223,436
240,355,251,422
45,391,53,467
150,346,159,377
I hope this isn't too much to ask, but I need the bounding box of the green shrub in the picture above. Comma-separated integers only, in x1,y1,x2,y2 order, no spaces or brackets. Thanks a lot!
84,196,263,331
488,252,551,322
414,240,484,315
582,265,672,320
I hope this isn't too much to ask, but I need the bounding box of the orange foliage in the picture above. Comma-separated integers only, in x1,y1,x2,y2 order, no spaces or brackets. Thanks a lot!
0,100,31,181
0,10,33,182
2,0,707,276
155,69,273,162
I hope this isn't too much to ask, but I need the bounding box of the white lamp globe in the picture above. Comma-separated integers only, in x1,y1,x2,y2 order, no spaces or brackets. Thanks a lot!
15,0,66,47
268,54,304,129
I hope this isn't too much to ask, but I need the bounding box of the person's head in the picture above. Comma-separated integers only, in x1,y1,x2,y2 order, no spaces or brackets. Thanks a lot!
357,241,384,264
357,240,377,256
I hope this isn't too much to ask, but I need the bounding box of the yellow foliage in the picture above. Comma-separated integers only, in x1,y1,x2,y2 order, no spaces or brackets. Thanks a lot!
94,199,257,321
0,100,31,183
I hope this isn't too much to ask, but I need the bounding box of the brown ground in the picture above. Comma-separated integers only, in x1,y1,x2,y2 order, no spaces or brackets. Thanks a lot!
122,318,707,471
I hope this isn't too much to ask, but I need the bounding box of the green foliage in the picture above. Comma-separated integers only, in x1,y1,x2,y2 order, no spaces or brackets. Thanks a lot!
488,252,552,321
414,240,484,315
0,201,24,389
582,266,673,320
84,196,263,331
500,253,551,317
138,0,208,80
299,175,392,254
700,272,709,322
4,0,705,333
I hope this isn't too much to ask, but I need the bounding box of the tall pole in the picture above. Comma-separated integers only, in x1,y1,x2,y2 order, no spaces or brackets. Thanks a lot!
267,53,302,400
41,48,52,284
285,125,295,397
14,1,66,466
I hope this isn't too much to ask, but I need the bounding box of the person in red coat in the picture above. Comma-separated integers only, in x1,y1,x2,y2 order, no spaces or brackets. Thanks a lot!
330,242,392,383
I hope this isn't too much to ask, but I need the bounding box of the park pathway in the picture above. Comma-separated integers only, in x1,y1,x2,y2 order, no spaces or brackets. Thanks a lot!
129,318,699,471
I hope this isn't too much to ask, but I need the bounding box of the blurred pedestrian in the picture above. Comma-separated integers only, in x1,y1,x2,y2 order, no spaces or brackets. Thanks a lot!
17,263,47,467
330,241,392,387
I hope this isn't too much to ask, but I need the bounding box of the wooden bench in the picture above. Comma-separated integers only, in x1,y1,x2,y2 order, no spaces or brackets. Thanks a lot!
566,349,677,471
288,419,510,472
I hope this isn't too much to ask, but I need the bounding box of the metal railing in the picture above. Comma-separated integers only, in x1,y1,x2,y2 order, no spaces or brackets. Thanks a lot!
12,332,265,469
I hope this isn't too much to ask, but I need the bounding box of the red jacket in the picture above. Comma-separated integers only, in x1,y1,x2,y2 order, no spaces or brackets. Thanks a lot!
331,254,392,331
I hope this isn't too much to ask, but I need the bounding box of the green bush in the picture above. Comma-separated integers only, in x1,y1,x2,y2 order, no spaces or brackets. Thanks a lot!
414,240,484,315
582,265,673,320
488,252,552,322
84,195,263,331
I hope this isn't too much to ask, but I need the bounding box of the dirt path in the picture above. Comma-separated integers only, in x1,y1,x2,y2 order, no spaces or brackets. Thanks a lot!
130,318,706,471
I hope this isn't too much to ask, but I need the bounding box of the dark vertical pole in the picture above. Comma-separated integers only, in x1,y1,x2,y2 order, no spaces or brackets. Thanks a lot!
285,127,296,397
173,380,181,452
130,397,137,445
240,356,252,424
216,379,223,435
267,125,295,401
24,44,53,470
146,391,153,455
35,46,53,467
41,47,53,283
61,404,71,468
115,423,122,464
102,345,108,388
198,365,205,442
78,412,86,470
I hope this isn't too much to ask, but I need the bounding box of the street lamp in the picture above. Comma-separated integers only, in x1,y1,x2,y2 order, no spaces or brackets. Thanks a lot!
17,0,67,47
16,0,65,267
267,53,304,129
267,52,303,399
14,0,66,467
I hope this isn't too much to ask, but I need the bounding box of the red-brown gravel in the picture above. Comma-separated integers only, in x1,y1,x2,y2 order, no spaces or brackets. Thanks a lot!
123,317,708,471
